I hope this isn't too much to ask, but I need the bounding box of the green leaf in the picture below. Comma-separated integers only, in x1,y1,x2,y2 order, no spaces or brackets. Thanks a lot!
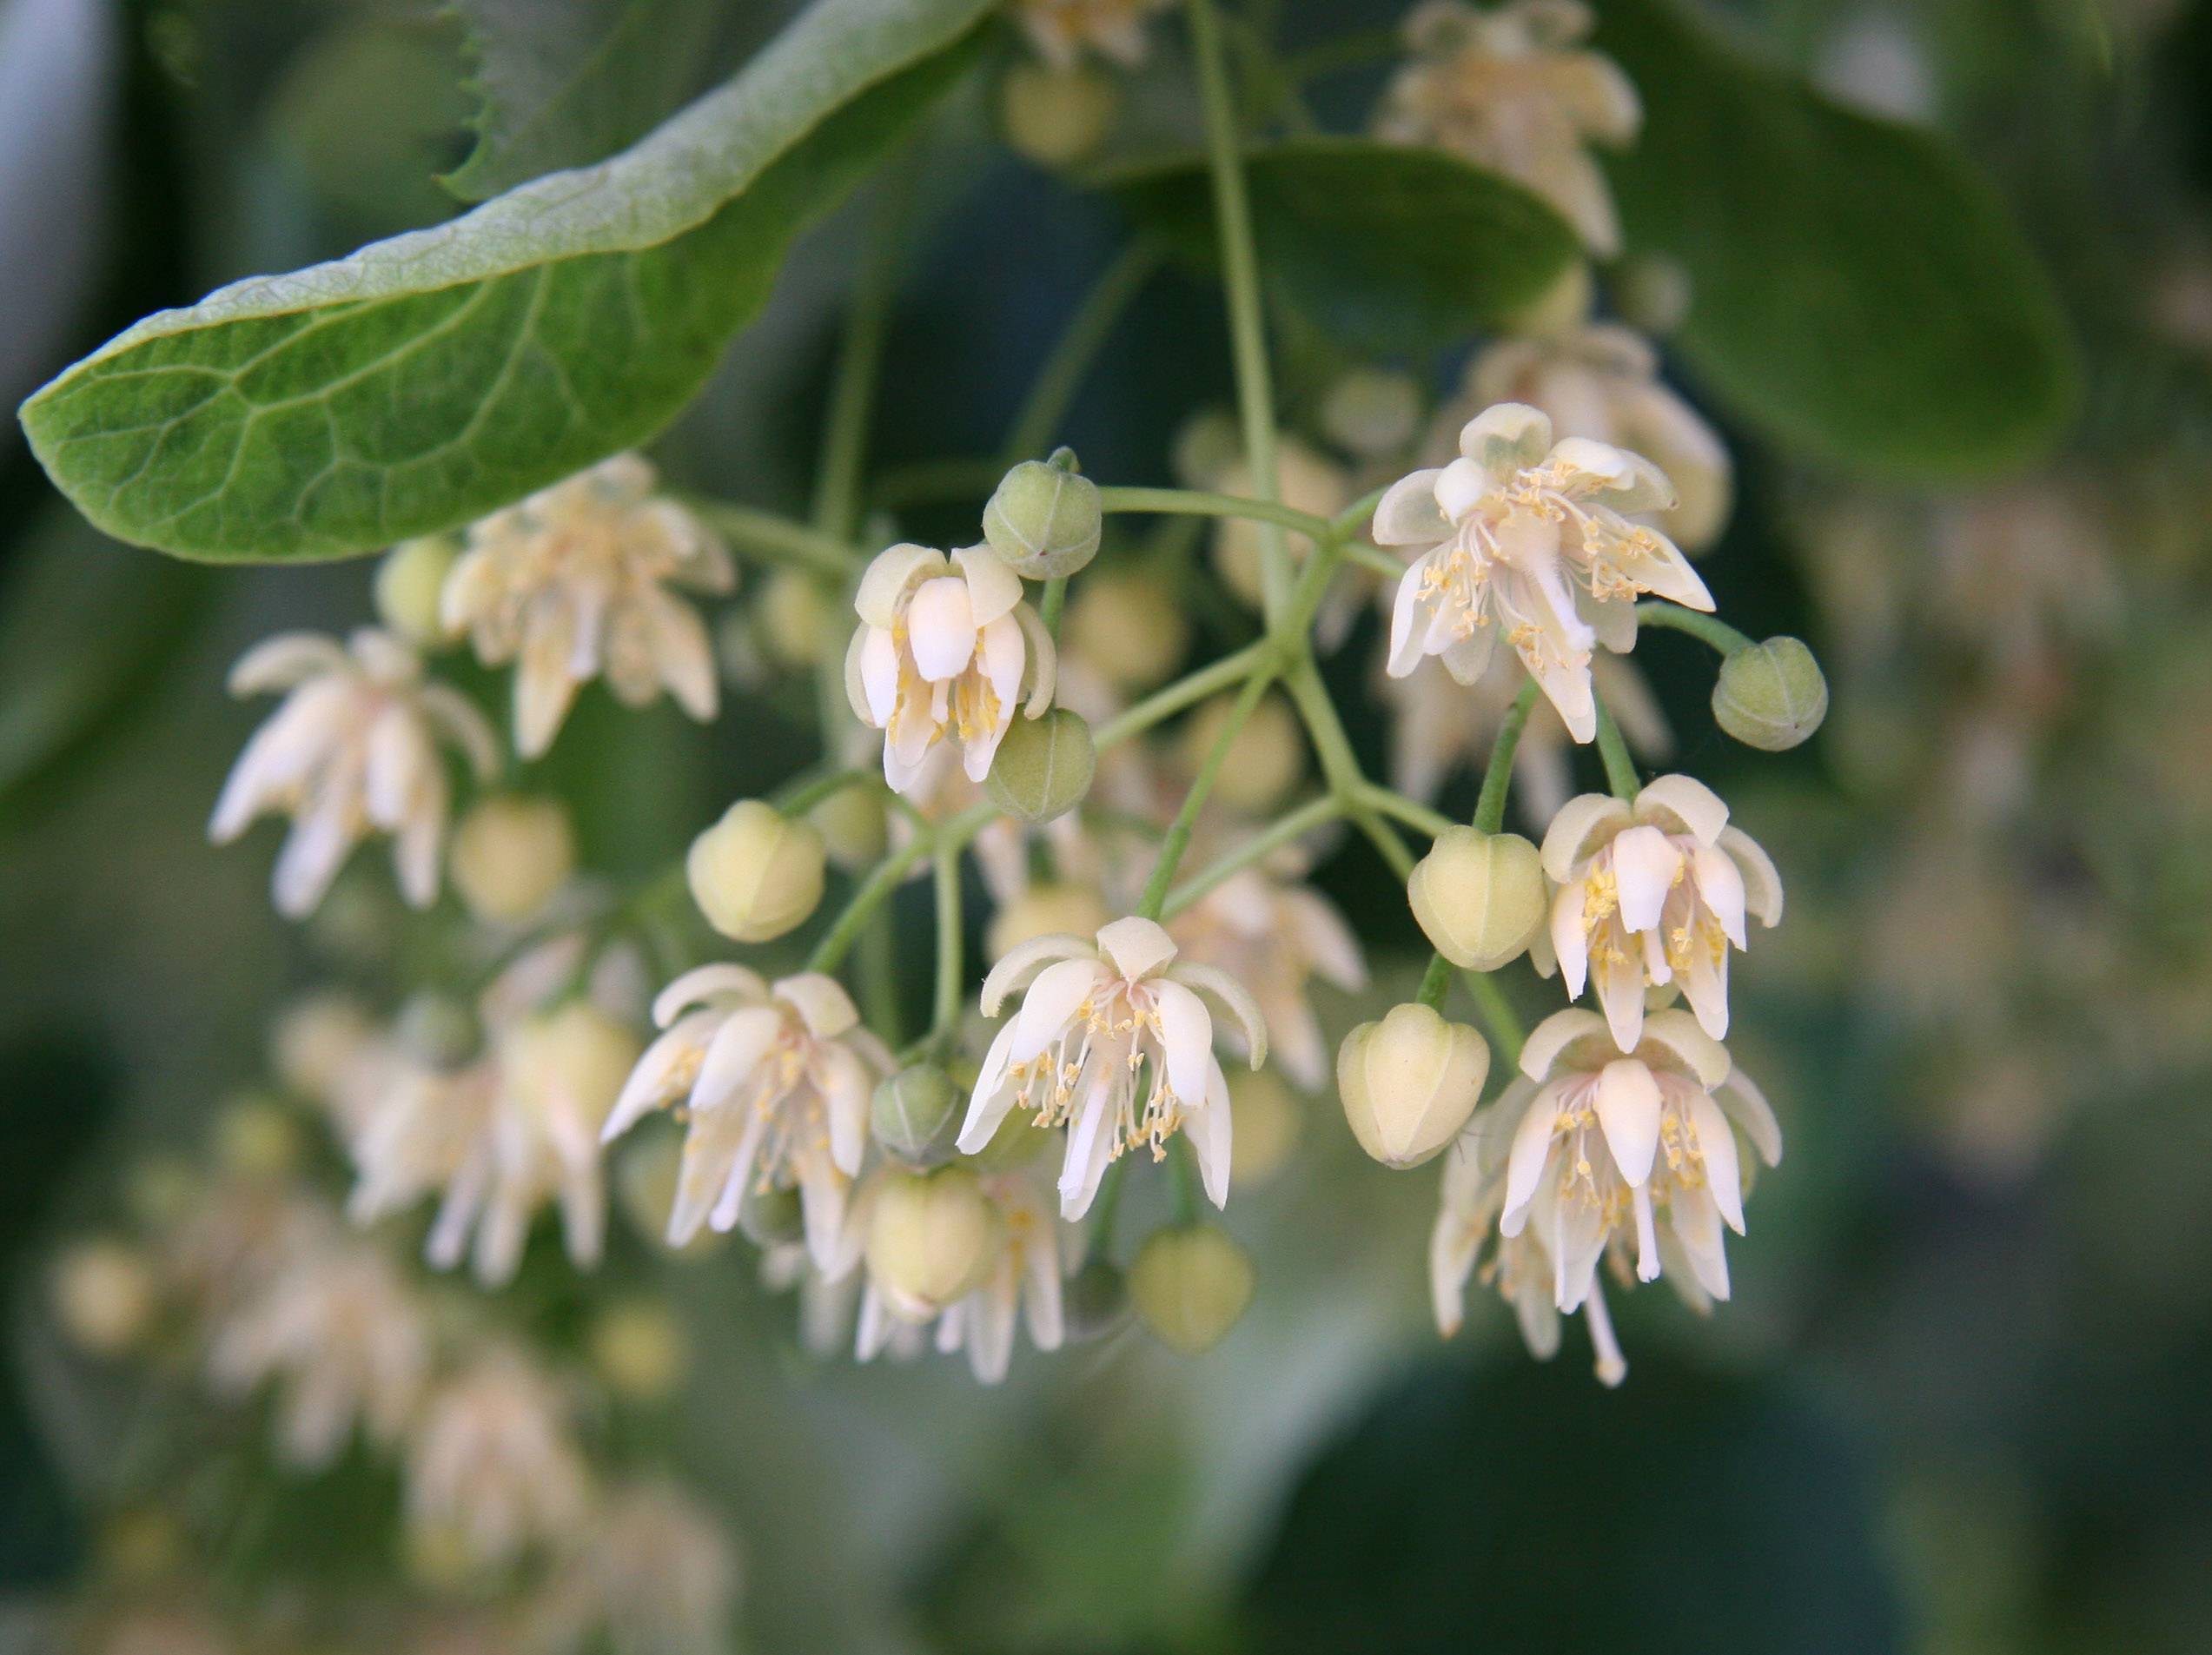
442,0,724,203
1102,137,1581,354
19,0,994,563
1595,0,2079,479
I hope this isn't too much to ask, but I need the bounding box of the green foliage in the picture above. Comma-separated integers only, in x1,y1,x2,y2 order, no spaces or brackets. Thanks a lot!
442,0,723,202
17,0,995,563
1597,0,2080,478
1103,137,1581,354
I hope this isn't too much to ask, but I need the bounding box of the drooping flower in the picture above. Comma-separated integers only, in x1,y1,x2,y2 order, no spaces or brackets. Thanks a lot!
846,542,1056,793
209,628,498,917
1461,321,1734,551
957,917,1268,1220
856,1166,1066,1385
205,1226,432,1470
1433,1007,1783,1382
1375,402,1712,742
600,967,891,1268
1374,1,1641,255
519,1480,740,1655
1011,0,1175,68
1537,774,1782,1050
404,1348,593,1570
441,454,733,758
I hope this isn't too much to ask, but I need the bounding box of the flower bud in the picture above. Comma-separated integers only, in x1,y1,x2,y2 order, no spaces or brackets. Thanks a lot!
1321,367,1422,459
215,1095,303,1179
865,1166,999,1321
1228,1069,1301,1189
269,993,375,1103
999,60,1119,167
501,1003,640,1136
686,800,825,943
809,784,888,870
1407,827,1546,970
758,569,838,671
450,794,575,923
871,1064,963,1168
984,707,1095,824
50,1240,156,1357
1504,257,1593,338
374,535,460,645
1712,636,1829,751
1336,1003,1489,1169
588,1300,689,1401
1179,692,1303,815
1129,1224,1254,1355
986,882,1112,961
1062,1258,1130,1341
983,450,1103,579
1065,572,1189,693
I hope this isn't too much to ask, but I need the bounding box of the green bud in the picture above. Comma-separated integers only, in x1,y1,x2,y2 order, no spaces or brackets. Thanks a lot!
396,992,479,1068
983,453,1102,579
1129,1224,1254,1355
999,60,1119,168
808,784,888,870
871,1065,963,1168
374,535,460,645
687,800,826,943
865,1165,1000,1321
1407,827,1546,971
1712,636,1828,751
1062,1258,1130,1342
985,708,1095,824
1336,1003,1489,1169
738,1182,805,1248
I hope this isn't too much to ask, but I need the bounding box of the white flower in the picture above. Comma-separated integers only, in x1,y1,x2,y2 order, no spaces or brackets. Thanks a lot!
1012,0,1174,68
405,1349,592,1570
856,1167,1067,1385
957,917,1267,1220
1463,322,1734,551
600,967,891,1268
1375,402,1712,742
1167,866,1367,1091
845,542,1056,793
520,1480,740,1655
209,628,498,917
1374,0,1641,255
442,454,733,758
1537,775,1782,1051
1434,1008,1781,1382
206,1228,431,1470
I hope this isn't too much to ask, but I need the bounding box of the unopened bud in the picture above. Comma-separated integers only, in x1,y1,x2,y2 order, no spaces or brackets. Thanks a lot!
1712,636,1828,751
985,708,1096,824
374,535,460,645
738,1182,805,1249
983,451,1103,580
1336,1003,1489,1169
269,993,376,1103
588,1300,689,1401
51,1240,156,1357
500,1003,640,1138
215,1094,303,1179
1321,368,1422,458
809,784,887,869
1180,692,1303,815
999,60,1119,168
758,569,838,672
872,1064,963,1167
1228,1069,1301,1188
450,794,574,923
1129,1224,1254,1354
1065,572,1189,693
1504,257,1593,339
865,1165,1000,1321
687,800,825,943
1063,1258,1130,1341
986,883,1112,961
1407,827,1546,970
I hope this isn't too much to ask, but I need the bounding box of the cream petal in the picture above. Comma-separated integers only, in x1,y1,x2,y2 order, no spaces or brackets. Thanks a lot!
854,543,944,627
1540,792,1633,881
957,1036,1022,1155
1149,978,1215,1106
1690,843,1748,950
1517,1008,1608,1082
1594,1057,1662,1186
652,964,768,1026
272,792,361,919
1667,1181,1731,1301
228,632,352,695
1631,1182,1660,1281
1636,1009,1732,1088
1056,1083,1119,1219
1162,962,1268,1071
1385,558,1434,679
1012,958,1108,1063
1461,402,1553,472
1551,881,1591,1000
980,933,1095,1015
1593,947,1647,1052
773,973,860,1040
1434,456,1491,522
951,543,1024,626
858,626,902,726
1688,1089,1745,1233
907,577,978,682
818,1044,872,1177
1550,1186,1608,1312
1500,1082,1561,1227
209,681,350,841
1096,915,1178,981
1610,824,1683,935
1440,622,1498,686
1189,1060,1234,1208
1428,1202,1480,1337
1718,1069,1783,1168
1633,773,1729,843
798,1158,850,1272
1371,468,1452,546
1021,1221,1064,1352
603,1014,714,1142
689,1006,785,1114
1720,825,1784,927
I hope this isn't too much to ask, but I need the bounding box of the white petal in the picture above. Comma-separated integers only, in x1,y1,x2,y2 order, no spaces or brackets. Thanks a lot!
1610,824,1683,935
1637,1010,1732,1089
1500,1083,1560,1227
652,964,767,1027
1551,881,1590,1001
854,543,944,627
1385,558,1434,679
1720,825,1784,927
951,543,1024,626
1517,1008,1608,1082
907,577,978,681
957,1025,1023,1155
1460,402,1552,472
1162,962,1268,1072
1149,978,1215,1106
1012,958,1108,1062
1434,456,1491,522
228,632,350,695
1593,1057,1661,1187
1690,843,1748,951
772,973,860,1040
1633,774,1729,844
1371,468,1451,546
1096,915,1177,982
1718,1068,1783,1168
689,1007,785,1113
858,626,901,727
1689,1089,1745,1233
1540,792,1632,883
1189,1060,1233,1209
980,933,1094,1015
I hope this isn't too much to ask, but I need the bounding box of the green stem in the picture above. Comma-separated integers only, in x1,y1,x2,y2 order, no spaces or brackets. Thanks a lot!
1593,699,1640,800
806,837,929,975
1415,951,1454,1011
1040,575,1068,641
1473,679,1542,836
1095,485,1334,546
1330,483,1390,542
1169,1135,1202,1225
1188,0,1290,617
813,170,918,540
1093,640,1275,751
773,766,875,818
858,910,900,1047
1136,666,1278,918
1162,792,1342,919
1633,601,1755,657
1003,240,1165,463
1460,966,1525,1068
1339,540,1407,581
1357,783,1456,841
689,501,858,579
930,839,964,1042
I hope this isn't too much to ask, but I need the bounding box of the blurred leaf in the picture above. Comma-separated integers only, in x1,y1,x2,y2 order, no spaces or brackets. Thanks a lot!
1596,0,2079,479
442,0,722,202
17,0,994,562
1102,137,1580,353
1246,1353,1905,1655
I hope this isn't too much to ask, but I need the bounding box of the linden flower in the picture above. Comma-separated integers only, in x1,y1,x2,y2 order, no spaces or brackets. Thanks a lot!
1538,775,1783,1051
1013,0,1174,68
520,1482,739,1655
1463,322,1734,551
1168,865,1367,1091
958,917,1268,1220
405,1349,592,1570
1376,402,1712,742
846,542,1056,794
206,1228,431,1471
857,1168,1066,1385
441,454,733,758
1433,1008,1782,1382
1374,0,1641,255
600,967,892,1268
210,628,498,917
